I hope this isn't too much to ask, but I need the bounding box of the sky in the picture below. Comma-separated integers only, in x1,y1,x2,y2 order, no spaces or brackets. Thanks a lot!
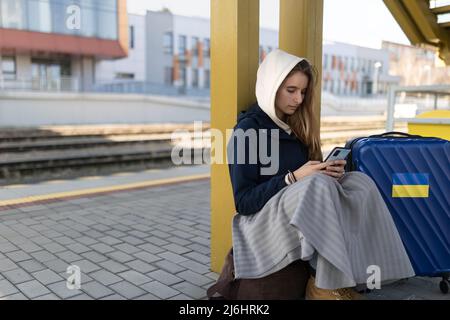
127,0,410,49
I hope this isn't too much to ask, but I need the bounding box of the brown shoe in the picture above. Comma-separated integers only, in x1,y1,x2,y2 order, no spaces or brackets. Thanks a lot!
305,276,365,300
335,287,366,300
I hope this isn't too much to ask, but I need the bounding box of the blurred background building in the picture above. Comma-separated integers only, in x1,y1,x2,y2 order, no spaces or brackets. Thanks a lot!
382,40,450,86
322,41,400,97
95,10,402,99
0,0,128,92
1,6,412,99
0,4,448,126
95,10,278,98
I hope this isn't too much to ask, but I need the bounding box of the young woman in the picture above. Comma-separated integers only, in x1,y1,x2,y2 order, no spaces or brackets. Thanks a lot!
227,49,415,300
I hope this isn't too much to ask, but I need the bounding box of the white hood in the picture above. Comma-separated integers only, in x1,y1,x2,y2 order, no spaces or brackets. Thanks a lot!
255,49,304,135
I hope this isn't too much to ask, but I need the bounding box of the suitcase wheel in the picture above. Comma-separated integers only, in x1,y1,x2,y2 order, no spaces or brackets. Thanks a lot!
439,279,449,294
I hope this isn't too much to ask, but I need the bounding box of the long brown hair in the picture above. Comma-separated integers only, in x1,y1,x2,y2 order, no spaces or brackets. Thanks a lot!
284,60,322,161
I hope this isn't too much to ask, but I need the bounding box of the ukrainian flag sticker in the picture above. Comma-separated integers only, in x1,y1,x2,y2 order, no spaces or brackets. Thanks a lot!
392,173,430,198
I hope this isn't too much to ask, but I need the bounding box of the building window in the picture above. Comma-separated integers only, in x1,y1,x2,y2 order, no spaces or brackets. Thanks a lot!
192,68,199,88
204,38,210,58
339,56,344,71
163,32,173,54
164,67,173,85
179,67,187,86
115,73,134,79
322,79,327,91
0,0,118,40
178,35,187,56
129,25,135,49
204,69,210,88
366,81,373,95
73,0,95,37
1,0,26,29
94,0,118,40
324,54,328,70
31,58,71,90
1,56,16,80
26,0,51,33
192,37,199,56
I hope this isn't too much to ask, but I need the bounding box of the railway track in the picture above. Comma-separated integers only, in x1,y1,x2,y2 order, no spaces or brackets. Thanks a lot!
0,119,406,184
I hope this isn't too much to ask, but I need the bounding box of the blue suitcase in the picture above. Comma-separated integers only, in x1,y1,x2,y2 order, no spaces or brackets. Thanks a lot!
345,132,450,293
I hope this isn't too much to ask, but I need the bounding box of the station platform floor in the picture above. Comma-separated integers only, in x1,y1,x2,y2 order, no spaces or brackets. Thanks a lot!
0,165,447,300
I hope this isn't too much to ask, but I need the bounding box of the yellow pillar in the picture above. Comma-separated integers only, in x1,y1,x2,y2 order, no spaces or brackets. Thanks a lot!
210,0,260,272
279,0,324,123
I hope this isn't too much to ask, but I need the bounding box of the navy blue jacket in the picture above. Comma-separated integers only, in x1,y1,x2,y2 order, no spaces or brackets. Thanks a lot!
227,103,309,216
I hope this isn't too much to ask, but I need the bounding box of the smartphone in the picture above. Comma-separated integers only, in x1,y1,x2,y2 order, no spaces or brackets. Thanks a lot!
324,147,351,162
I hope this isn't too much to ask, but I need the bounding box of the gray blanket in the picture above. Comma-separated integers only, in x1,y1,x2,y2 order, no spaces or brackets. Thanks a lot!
232,171,415,289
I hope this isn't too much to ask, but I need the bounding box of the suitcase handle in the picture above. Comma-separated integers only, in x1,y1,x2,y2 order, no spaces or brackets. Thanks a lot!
345,131,423,172
369,131,423,138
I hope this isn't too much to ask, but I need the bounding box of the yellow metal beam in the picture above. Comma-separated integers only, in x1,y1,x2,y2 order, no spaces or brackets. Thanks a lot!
400,0,450,64
383,0,426,45
210,0,260,272
402,0,443,44
438,42,450,65
384,0,450,65
279,0,324,128
431,4,450,15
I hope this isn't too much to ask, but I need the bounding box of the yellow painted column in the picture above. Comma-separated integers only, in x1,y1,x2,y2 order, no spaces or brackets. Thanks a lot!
210,0,260,272
279,0,324,124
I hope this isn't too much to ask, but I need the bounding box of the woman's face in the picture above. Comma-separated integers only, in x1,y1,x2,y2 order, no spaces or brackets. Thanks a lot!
275,71,309,121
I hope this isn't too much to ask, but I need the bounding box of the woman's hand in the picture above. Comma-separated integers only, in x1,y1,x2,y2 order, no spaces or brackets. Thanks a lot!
292,160,346,181
292,161,332,180
322,160,346,179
